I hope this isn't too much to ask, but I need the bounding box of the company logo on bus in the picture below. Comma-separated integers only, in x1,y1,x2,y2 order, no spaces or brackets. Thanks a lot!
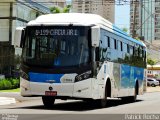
46,80,56,84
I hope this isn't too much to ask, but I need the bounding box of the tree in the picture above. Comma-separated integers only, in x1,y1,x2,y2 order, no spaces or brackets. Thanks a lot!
50,7,61,13
134,37,141,41
147,58,157,76
122,28,128,33
63,5,71,13
50,5,71,13
147,58,157,66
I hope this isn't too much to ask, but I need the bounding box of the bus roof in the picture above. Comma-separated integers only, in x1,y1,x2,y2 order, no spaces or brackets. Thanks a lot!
28,13,112,26
27,13,146,47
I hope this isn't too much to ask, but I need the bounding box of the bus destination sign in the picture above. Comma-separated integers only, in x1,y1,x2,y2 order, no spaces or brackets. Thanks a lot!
35,29,79,36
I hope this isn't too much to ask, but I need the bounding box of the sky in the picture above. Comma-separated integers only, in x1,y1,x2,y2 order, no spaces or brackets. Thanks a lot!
115,4,130,33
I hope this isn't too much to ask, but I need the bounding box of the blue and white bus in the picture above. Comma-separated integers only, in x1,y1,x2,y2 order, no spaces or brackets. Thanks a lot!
14,13,147,108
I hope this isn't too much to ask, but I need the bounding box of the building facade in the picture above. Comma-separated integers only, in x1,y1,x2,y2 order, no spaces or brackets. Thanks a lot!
130,0,141,38
0,0,50,77
147,65,160,78
33,0,66,8
72,0,115,23
130,0,160,42
130,0,160,61
154,0,160,40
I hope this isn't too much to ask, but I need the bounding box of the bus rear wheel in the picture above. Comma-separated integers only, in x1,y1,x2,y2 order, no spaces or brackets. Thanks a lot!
130,83,138,102
42,96,55,108
122,85,138,102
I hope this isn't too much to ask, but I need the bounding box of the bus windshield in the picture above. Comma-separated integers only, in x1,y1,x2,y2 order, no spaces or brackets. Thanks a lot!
22,26,91,68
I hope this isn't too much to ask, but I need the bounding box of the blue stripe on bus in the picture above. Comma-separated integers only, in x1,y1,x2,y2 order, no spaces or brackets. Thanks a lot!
121,64,144,88
29,72,64,83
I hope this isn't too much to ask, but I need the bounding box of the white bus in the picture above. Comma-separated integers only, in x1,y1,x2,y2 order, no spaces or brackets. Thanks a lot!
14,13,147,108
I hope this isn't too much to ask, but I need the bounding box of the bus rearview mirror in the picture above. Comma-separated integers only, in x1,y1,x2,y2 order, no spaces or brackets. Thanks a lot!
91,26,100,47
13,27,25,48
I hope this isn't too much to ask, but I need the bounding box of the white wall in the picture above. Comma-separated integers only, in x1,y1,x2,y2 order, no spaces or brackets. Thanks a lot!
0,3,10,17
0,20,9,42
0,3,10,42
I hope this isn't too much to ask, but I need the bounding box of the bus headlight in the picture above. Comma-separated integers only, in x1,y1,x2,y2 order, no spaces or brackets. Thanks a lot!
20,70,29,80
75,71,92,82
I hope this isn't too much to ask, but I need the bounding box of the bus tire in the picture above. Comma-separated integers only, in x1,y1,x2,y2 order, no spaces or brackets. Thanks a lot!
122,84,138,102
96,84,108,108
96,98,107,108
129,87,137,102
131,82,138,102
42,96,55,108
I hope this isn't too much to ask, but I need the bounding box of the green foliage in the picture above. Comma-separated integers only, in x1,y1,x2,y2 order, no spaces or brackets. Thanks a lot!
0,80,12,90
122,28,128,33
134,37,140,41
63,5,71,13
147,58,157,66
0,78,20,90
50,7,61,13
10,79,20,88
63,7,70,13
50,5,71,13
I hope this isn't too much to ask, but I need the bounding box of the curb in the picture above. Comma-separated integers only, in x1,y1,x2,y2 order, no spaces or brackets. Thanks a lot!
0,97,16,105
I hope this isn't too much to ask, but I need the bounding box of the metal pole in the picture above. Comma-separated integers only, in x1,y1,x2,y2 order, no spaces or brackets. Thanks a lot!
132,0,138,38
140,0,143,37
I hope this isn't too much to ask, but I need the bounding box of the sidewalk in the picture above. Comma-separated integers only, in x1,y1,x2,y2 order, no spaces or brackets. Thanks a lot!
0,97,16,105
0,92,40,105
146,86,160,93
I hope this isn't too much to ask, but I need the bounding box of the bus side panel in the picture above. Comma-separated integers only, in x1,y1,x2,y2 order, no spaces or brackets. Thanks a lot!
96,62,120,98
120,64,145,96
108,62,144,98
143,69,147,93
118,64,130,97
121,64,131,89
73,79,92,98
133,67,144,95
20,77,31,96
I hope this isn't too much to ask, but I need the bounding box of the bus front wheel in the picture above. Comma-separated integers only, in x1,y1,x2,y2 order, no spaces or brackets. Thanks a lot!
96,97,107,108
96,85,108,108
42,96,55,108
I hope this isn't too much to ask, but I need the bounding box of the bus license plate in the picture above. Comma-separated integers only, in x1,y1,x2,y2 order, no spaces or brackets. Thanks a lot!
45,91,57,96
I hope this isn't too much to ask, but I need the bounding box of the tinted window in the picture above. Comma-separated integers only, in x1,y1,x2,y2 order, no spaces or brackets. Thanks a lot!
120,41,123,51
107,36,110,47
114,39,117,49
23,26,91,68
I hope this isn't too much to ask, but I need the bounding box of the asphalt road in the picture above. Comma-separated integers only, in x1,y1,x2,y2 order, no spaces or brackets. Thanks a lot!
0,92,160,120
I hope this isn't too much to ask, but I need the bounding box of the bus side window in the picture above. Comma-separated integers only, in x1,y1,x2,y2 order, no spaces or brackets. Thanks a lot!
127,44,130,53
114,39,117,49
120,41,123,51
107,36,110,47
133,46,135,56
